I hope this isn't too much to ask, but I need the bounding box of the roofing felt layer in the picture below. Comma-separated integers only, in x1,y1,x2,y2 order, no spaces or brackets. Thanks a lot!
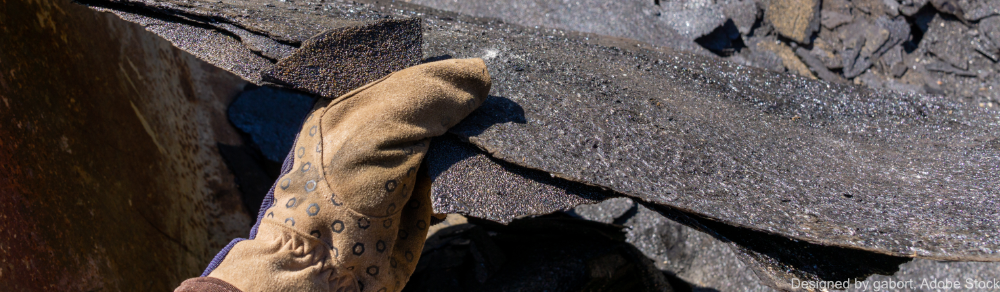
84,0,1000,261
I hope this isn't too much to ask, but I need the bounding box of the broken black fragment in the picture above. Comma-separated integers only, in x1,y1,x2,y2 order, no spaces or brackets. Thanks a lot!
262,18,422,99
426,135,610,223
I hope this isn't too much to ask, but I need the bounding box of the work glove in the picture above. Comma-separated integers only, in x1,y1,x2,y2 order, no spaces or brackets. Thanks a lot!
178,58,491,292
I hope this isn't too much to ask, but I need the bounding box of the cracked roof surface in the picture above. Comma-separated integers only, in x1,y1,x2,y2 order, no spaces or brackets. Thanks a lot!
84,0,1000,261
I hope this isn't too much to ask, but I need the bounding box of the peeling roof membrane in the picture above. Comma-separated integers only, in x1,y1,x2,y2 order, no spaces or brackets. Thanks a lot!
83,0,1000,262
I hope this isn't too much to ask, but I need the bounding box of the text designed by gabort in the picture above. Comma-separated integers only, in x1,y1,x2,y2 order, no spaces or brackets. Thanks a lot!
791,278,1000,291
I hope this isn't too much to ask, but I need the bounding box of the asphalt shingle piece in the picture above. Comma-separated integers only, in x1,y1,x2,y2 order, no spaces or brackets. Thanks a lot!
425,135,608,224
93,7,275,83
765,0,821,44
424,6,1000,260
262,18,422,99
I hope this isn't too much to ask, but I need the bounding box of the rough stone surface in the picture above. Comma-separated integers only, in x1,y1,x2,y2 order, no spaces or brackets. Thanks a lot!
450,25,998,261
411,0,996,100
926,61,977,76
884,0,901,16
982,16,1000,58
926,15,972,70
821,10,853,29
965,0,1000,20
568,197,633,224
755,39,816,78
741,43,787,72
900,0,931,16
428,136,991,291
910,12,999,105
839,16,910,79
931,0,969,22
872,16,912,62
722,0,761,35
102,0,996,103
765,0,821,43
1,0,252,289
658,205,911,290
796,46,847,83
810,37,844,70
973,34,1000,62
92,0,380,44
84,0,404,84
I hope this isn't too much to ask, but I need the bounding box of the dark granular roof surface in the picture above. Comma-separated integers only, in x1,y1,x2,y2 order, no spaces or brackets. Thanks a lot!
415,5,1000,260
426,135,609,223
262,18,422,99
84,0,1000,261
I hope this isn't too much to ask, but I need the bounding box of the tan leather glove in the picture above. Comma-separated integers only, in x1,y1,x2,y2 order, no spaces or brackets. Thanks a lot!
207,58,491,292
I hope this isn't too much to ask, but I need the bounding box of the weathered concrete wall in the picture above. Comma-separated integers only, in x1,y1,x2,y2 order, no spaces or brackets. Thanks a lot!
0,0,252,290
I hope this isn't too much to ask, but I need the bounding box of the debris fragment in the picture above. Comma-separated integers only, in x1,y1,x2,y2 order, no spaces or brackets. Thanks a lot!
765,0,821,44
755,39,816,78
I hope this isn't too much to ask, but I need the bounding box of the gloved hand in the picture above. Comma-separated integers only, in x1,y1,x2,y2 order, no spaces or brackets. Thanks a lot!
180,58,491,292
